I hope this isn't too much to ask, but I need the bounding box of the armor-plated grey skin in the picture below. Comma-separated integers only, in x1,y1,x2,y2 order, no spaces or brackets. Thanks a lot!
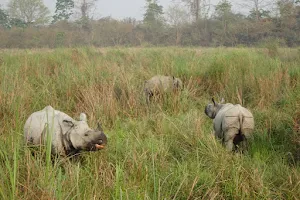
144,75,183,103
24,106,107,156
205,98,254,151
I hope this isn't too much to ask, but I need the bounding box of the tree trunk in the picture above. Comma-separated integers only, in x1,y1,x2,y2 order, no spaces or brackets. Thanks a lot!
255,0,260,21
176,27,181,45
195,0,200,21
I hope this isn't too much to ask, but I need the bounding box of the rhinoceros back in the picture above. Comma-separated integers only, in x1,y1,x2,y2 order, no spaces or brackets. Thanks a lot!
238,105,254,131
221,104,254,131
145,75,173,93
24,106,76,155
24,106,55,144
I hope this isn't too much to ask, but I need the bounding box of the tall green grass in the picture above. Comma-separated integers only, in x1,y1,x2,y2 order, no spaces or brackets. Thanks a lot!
0,47,299,199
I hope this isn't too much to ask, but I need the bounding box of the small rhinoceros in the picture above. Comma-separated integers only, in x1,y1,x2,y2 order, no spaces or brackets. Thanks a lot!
24,106,107,156
204,98,254,151
144,75,183,103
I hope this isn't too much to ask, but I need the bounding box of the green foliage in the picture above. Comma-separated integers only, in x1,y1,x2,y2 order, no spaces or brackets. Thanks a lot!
140,0,165,45
214,0,236,46
52,0,74,23
76,16,92,32
258,38,282,58
8,0,50,25
248,9,271,20
9,17,27,28
215,0,232,19
55,31,66,47
0,6,28,29
0,7,10,28
143,0,164,25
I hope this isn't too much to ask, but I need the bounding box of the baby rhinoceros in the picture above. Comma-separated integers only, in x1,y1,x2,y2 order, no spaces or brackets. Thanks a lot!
204,98,254,152
24,106,107,156
144,75,183,103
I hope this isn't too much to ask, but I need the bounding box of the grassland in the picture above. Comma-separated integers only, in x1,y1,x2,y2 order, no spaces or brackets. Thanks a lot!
0,47,299,199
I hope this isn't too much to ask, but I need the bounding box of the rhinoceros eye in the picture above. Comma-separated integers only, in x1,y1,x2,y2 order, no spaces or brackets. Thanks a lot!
84,133,89,137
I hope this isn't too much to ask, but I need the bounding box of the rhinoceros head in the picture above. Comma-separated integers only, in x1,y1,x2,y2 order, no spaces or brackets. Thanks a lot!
204,98,225,119
62,113,107,152
172,76,183,90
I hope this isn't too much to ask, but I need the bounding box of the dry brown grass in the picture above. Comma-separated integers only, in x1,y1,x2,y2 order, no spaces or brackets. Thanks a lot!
0,47,299,199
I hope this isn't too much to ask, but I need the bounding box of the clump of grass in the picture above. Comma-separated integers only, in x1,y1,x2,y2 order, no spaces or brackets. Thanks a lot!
0,47,299,199
266,42,279,58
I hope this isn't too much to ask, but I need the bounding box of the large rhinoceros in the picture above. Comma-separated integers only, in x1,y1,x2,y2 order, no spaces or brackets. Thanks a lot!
144,75,183,103
24,106,107,156
204,98,254,151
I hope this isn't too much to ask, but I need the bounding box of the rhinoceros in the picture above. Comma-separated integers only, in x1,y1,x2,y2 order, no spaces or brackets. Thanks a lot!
24,106,107,156
204,98,254,151
144,75,183,103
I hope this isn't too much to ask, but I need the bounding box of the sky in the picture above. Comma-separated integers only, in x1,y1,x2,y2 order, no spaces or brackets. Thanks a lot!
0,0,250,20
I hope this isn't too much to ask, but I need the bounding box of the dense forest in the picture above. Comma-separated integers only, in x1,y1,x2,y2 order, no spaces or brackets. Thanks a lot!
0,0,299,48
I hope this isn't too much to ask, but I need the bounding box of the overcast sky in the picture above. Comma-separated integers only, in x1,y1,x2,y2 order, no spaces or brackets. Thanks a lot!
0,0,250,20
42,0,221,20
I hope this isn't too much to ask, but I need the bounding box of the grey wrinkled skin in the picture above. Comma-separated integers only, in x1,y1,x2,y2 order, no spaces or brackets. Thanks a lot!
24,106,107,156
205,98,254,152
144,75,183,103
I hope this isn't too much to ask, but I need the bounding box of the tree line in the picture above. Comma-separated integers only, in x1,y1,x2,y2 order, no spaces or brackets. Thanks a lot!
0,0,299,48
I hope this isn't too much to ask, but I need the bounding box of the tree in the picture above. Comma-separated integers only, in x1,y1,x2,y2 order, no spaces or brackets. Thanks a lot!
10,17,27,28
0,7,10,28
214,0,234,45
215,0,232,26
181,0,211,21
8,0,50,25
276,0,299,46
238,0,273,21
248,8,270,20
52,0,74,23
143,0,164,25
142,0,165,44
166,2,190,45
0,6,27,28
74,0,97,19
74,0,97,31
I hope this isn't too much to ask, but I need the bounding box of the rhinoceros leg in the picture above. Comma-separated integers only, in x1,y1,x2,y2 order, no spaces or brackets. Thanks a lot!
145,89,154,105
239,128,253,151
224,128,239,151
233,133,248,152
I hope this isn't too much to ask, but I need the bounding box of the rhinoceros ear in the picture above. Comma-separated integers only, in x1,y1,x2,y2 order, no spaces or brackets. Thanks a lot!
220,98,225,104
212,98,216,106
96,122,103,132
63,120,75,127
79,113,87,122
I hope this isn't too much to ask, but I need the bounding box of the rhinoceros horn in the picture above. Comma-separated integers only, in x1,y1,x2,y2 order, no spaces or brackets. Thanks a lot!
212,98,216,106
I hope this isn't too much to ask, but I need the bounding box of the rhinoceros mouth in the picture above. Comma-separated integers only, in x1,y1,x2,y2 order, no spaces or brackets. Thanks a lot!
85,132,107,151
87,142,106,151
95,144,105,149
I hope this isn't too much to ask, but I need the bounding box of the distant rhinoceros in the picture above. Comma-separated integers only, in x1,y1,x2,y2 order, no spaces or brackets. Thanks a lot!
24,106,107,156
144,75,183,103
204,98,254,151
